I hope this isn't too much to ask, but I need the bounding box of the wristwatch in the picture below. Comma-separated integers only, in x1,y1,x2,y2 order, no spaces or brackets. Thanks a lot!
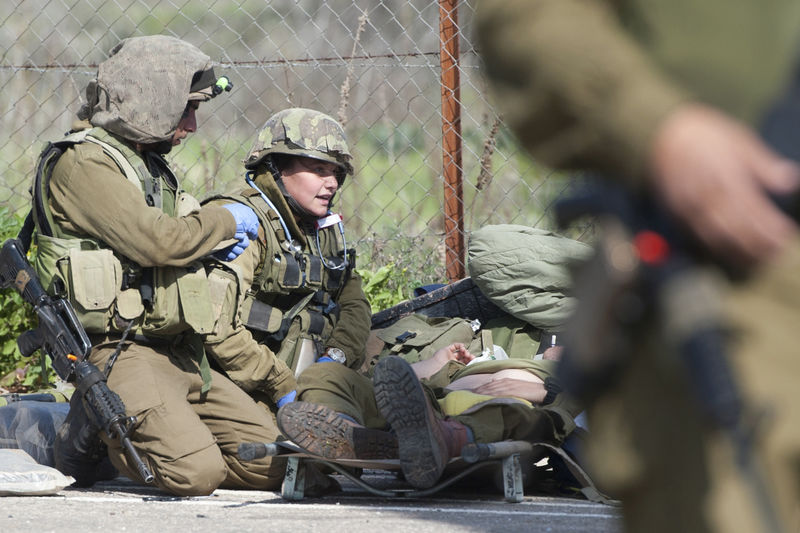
324,347,347,364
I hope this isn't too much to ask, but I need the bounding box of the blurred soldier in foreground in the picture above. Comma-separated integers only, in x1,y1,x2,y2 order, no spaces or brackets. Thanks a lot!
31,35,286,496
476,1,800,532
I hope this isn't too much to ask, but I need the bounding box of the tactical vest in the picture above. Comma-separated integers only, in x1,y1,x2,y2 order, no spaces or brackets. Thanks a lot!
208,188,355,371
31,128,215,337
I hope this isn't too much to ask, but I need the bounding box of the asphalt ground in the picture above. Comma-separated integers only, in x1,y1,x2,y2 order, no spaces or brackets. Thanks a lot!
1,470,622,533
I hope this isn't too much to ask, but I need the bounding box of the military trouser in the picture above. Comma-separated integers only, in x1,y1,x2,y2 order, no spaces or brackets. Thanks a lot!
297,361,573,446
585,239,800,533
88,338,285,496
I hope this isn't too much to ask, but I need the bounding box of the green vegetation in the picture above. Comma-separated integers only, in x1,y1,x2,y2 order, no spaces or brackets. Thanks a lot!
0,208,48,392
357,265,406,313
357,258,446,314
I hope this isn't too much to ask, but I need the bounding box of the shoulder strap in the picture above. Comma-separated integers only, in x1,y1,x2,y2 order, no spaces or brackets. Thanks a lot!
80,130,142,190
240,188,294,246
31,141,63,238
30,129,146,238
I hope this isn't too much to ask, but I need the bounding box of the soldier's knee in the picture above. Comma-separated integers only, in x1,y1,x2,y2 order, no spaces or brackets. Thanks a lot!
221,455,286,490
155,446,227,496
297,363,328,388
297,361,351,392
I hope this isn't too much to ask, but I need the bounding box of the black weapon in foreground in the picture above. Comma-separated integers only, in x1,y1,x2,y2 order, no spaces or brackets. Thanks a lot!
554,183,781,533
0,238,153,484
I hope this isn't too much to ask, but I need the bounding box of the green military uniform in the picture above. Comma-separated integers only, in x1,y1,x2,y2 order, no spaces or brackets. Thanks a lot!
204,176,372,402
297,359,580,448
203,108,371,409
33,36,284,496
476,2,800,531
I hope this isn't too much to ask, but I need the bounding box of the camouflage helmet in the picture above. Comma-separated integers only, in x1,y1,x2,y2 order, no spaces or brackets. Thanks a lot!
244,108,353,175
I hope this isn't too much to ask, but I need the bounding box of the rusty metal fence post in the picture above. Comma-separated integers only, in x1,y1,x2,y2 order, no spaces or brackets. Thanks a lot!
440,0,465,282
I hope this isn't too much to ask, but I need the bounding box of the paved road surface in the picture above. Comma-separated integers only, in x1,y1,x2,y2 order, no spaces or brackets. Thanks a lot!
1,471,622,533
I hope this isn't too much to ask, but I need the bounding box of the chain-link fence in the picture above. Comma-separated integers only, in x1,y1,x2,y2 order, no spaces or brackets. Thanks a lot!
1,0,576,287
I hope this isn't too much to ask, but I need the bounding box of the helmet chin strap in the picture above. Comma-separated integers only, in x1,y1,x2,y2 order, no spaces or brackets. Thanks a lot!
153,140,174,154
273,175,324,221
261,158,348,271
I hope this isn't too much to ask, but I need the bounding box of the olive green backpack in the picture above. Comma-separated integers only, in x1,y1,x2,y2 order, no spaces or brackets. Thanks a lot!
364,313,543,375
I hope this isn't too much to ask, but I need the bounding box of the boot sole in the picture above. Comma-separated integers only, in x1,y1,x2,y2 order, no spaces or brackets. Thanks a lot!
277,401,397,460
373,356,447,489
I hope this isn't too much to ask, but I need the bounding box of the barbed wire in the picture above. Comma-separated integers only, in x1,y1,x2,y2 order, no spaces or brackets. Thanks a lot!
0,0,574,283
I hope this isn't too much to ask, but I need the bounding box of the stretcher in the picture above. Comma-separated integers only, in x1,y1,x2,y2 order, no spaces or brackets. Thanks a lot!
241,278,613,504
238,439,612,504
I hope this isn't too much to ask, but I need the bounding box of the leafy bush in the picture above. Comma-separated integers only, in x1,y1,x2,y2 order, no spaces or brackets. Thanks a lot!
357,261,445,314
0,208,46,392
357,264,406,313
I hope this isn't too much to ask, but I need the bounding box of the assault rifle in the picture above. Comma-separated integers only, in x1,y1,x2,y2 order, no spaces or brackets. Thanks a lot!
554,182,781,533
0,238,154,484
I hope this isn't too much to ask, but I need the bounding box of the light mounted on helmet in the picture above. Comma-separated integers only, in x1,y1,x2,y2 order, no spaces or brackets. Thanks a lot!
212,76,233,96
189,69,233,101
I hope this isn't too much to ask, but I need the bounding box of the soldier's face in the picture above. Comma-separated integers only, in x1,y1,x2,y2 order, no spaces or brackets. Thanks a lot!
172,101,199,146
281,156,340,217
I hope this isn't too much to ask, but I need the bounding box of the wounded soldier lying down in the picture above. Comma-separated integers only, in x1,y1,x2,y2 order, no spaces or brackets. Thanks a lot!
277,343,582,489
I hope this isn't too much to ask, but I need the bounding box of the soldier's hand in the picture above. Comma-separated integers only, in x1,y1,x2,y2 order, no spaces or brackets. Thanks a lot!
542,345,563,361
219,203,260,260
412,343,475,380
648,103,800,268
434,343,475,365
473,378,547,404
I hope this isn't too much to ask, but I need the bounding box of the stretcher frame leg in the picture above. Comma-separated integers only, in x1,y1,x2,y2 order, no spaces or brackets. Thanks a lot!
502,453,524,503
281,456,306,500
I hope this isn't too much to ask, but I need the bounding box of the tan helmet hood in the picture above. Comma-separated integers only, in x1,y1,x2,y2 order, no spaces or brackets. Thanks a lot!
78,35,213,144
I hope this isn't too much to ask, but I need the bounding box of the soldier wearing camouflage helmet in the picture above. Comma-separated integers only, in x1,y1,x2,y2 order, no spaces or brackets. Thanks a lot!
202,108,371,431
28,35,284,497
245,108,354,175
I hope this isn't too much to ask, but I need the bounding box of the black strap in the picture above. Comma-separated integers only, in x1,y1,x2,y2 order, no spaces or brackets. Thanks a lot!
17,211,35,253
31,142,64,238
103,319,134,377
308,254,323,283
307,309,326,336
282,252,302,287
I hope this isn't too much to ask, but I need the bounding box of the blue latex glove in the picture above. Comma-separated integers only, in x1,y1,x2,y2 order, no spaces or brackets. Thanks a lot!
216,232,250,261
315,356,335,363
218,203,259,260
276,390,297,408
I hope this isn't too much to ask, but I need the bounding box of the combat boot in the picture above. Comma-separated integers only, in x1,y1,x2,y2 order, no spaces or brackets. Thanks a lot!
277,401,398,460
54,392,117,487
373,356,471,489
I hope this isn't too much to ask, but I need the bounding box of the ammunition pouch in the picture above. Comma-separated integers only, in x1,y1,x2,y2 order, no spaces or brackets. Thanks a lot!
35,233,214,336
240,289,340,372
